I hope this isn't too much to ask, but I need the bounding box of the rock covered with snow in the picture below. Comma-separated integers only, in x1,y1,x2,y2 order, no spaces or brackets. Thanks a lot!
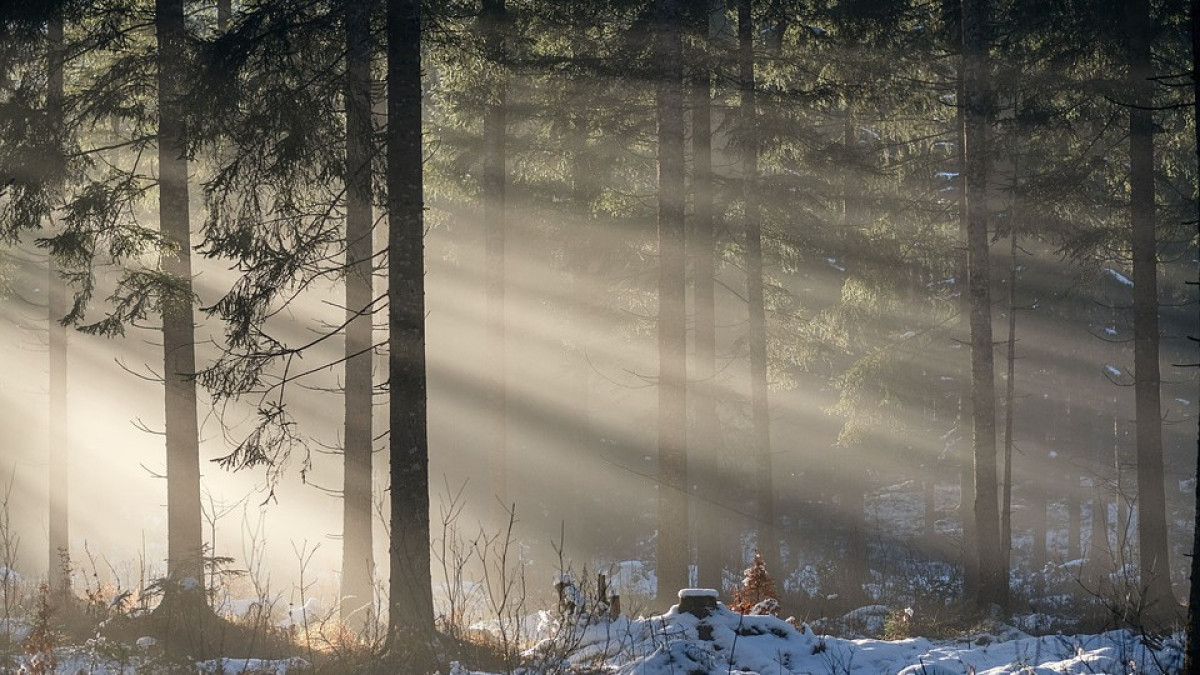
196,656,311,674
522,591,1183,675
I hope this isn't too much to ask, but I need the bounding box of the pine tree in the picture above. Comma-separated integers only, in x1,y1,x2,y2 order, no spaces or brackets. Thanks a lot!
155,0,207,617
44,6,68,595
655,0,689,608
961,0,1005,611
481,0,509,514
1127,0,1178,620
340,0,377,629
739,0,778,581
690,0,721,593
1184,2,1200,667
385,0,436,645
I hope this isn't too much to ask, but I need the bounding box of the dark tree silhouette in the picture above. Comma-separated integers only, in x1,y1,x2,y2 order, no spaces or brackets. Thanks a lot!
962,0,1005,610
340,0,377,628
1126,0,1178,621
482,0,509,513
45,9,68,594
655,0,689,608
155,0,206,615
739,0,777,580
385,0,435,645
689,0,721,593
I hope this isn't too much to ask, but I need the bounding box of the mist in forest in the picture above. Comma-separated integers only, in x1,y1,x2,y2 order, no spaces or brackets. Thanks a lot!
0,1,1197,661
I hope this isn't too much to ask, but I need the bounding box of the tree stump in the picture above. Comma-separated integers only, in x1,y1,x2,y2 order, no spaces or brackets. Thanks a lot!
677,588,719,618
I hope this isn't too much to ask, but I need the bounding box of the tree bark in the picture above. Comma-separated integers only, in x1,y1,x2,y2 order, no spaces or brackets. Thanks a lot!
739,0,777,580
961,0,1004,610
1184,0,1200,667
385,0,435,644
156,0,205,607
341,0,376,628
690,6,720,592
482,0,509,513
955,80,978,600
655,0,689,608
1127,0,1178,620
1000,229,1016,570
46,13,69,594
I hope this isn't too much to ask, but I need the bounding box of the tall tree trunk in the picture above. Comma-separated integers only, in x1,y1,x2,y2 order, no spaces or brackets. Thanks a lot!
482,0,508,513
1087,410,1112,580
46,13,69,594
156,0,205,610
564,112,592,561
961,0,1004,610
1127,0,1178,620
1001,229,1017,570
655,0,689,608
341,0,376,628
1184,0,1200,666
385,0,434,644
1115,415,1131,568
1031,455,1047,570
739,0,777,580
955,83,978,600
690,31,721,594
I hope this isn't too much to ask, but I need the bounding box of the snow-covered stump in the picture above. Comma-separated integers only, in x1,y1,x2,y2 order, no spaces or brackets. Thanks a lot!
676,588,719,618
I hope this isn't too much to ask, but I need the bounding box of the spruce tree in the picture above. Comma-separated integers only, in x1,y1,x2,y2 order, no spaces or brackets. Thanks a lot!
340,0,377,628
385,0,436,644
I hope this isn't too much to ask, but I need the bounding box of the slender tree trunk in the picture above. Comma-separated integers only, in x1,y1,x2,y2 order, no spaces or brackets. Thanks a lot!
739,0,777,580
1031,453,1047,570
46,14,69,594
1127,0,1178,620
1087,411,1112,579
1115,415,1131,568
1001,229,1016,569
1184,0,1200,666
924,477,936,540
690,8,720,592
341,0,376,628
655,0,689,608
955,84,978,600
961,0,1004,610
156,0,205,609
565,113,592,560
481,0,509,514
385,0,434,644
1067,474,1081,560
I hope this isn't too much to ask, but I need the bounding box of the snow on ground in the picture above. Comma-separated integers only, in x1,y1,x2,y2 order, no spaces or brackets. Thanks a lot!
491,596,1183,674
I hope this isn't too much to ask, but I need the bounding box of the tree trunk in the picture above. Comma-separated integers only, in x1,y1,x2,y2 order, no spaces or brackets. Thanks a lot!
482,0,509,514
46,13,69,594
1087,412,1112,580
1000,229,1016,570
1067,471,1081,561
385,0,435,644
961,0,1004,610
1030,454,1047,570
655,0,689,608
1115,415,1132,569
1184,0,1200,666
739,0,777,580
689,1,720,594
341,0,376,628
955,83,978,600
1127,0,1178,621
156,0,205,609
